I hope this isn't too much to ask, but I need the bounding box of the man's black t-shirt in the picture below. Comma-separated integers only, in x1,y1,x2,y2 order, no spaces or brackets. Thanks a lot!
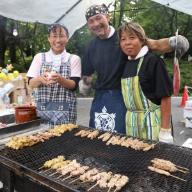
83,31,127,90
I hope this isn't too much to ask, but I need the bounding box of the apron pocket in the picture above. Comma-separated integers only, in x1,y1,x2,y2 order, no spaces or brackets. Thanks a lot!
37,101,70,124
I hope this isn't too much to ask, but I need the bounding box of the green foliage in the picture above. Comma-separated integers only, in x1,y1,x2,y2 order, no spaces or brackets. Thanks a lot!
165,59,192,95
67,25,93,58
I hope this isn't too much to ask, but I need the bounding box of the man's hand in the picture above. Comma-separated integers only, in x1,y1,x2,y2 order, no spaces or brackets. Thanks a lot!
79,76,93,96
169,35,189,59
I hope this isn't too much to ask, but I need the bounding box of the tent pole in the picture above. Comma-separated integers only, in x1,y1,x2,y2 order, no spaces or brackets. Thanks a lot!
55,0,83,23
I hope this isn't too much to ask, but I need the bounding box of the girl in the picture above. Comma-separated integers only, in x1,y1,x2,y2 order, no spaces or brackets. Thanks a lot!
27,24,81,125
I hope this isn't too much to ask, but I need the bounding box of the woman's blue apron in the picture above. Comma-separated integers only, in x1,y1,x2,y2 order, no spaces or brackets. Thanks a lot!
35,53,76,125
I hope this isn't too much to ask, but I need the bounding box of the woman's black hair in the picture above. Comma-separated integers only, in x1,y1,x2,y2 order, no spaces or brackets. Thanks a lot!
48,23,69,37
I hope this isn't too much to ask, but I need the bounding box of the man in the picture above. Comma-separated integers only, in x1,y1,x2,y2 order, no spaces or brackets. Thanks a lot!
80,4,189,140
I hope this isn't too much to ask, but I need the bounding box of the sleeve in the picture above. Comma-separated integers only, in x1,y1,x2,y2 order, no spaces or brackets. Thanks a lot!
70,77,80,91
82,44,95,76
154,57,173,99
26,53,42,78
70,55,81,78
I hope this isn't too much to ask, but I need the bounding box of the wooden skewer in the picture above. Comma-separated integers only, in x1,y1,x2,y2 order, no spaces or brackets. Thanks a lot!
176,165,189,171
170,174,187,182
62,175,73,181
81,180,90,183
114,188,118,192
49,171,59,176
39,168,52,174
148,166,187,182
107,187,112,192
69,177,79,184
56,174,65,179
87,183,98,191
38,166,44,170
176,168,188,174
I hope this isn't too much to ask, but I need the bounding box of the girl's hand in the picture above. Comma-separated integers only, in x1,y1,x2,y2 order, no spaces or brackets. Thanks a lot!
48,72,62,84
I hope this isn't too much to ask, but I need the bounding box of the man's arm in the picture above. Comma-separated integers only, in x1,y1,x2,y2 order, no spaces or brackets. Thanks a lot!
160,96,171,128
147,35,189,58
147,38,171,53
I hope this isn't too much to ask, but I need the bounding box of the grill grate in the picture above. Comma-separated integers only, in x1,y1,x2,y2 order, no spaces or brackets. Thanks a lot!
0,127,192,192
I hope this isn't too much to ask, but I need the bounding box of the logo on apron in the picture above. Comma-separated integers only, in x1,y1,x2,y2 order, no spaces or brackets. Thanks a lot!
94,106,116,132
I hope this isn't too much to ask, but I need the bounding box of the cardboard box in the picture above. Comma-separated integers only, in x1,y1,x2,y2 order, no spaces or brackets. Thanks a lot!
12,79,26,89
0,80,5,87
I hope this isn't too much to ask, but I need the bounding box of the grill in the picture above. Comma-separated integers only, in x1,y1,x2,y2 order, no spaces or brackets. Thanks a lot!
0,126,192,192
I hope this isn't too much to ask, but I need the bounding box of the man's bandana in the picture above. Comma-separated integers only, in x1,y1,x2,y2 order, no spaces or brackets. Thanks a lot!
85,4,108,21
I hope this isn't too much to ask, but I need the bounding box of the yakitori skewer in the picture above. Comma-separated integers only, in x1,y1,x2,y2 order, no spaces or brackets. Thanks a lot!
148,166,186,182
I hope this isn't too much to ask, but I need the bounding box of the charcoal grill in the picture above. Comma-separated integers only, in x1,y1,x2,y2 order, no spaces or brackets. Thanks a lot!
0,125,192,192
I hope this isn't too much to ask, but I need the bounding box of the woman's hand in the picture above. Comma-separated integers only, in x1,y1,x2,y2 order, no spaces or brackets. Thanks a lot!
39,74,49,85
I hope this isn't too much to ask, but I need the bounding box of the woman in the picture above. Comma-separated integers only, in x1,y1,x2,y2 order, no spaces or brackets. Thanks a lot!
119,22,173,143
27,23,81,125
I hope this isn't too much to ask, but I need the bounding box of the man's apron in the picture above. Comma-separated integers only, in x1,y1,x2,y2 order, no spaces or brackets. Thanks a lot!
35,53,76,125
121,57,161,141
89,89,126,134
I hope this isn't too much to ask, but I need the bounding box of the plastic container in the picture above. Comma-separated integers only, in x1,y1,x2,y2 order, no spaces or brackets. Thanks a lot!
15,106,37,123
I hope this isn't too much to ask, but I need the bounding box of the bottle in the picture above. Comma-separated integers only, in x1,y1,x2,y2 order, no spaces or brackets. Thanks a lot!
17,95,23,105
4,94,10,108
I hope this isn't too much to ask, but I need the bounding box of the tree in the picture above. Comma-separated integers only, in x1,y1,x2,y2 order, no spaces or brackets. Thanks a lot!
113,0,192,56
0,16,7,68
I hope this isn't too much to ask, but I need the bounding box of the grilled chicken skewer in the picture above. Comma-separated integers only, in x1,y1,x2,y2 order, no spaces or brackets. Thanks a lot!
39,155,66,172
88,172,129,192
7,124,78,150
53,160,81,179
48,160,71,176
107,174,122,192
75,130,92,137
87,171,113,191
75,129,100,139
87,130,100,139
153,158,189,173
69,168,99,183
62,166,90,180
151,160,187,174
148,166,186,182
114,175,129,192
106,136,121,145
99,133,155,151
98,132,112,141
75,130,86,136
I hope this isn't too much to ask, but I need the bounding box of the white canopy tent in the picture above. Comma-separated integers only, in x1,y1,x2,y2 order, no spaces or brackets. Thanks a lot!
151,0,192,16
0,0,113,37
0,0,191,36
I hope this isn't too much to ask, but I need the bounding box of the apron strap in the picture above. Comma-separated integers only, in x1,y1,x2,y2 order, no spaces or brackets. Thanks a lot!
42,52,46,63
136,57,144,75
